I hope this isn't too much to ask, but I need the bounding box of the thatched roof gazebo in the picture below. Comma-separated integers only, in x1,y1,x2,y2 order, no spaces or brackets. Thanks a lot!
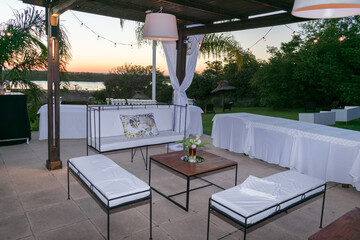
211,80,235,112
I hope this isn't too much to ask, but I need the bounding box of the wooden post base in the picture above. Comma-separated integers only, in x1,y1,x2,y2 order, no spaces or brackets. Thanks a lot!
46,160,62,170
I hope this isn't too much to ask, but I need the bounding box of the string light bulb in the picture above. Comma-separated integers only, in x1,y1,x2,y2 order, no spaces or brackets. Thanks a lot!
291,31,296,37
339,36,345,41
6,32,12,37
262,36,266,41
80,22,84,27
114,42,117,48
313,38,318,44
97,35,100,40
198,43,202,48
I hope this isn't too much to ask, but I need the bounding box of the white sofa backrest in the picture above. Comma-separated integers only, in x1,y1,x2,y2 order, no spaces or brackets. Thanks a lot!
89,107,175,138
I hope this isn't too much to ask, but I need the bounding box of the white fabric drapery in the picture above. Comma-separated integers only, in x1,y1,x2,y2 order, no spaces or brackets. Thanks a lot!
162,34,204,137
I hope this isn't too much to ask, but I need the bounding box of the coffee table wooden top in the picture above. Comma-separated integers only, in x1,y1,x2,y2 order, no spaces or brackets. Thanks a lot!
150,150,237,177
308,207,360,240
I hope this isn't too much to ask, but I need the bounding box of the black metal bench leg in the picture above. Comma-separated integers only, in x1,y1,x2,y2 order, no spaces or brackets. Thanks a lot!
146,147,148,171
107,207,110,240
67,161,70,200
207,199,211,240
244,226,247,240
320,186,326,228
149,191,152,240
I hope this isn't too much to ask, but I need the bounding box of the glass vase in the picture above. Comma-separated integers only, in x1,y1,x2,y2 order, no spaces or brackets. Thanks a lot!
188,148,197,163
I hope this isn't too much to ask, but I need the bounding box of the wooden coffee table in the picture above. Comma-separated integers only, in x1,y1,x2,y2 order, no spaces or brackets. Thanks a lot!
308,207,360,240
149,150,238,211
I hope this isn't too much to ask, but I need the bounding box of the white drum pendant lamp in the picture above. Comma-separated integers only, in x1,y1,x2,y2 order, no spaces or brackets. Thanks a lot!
292,0,360,18
143,13,178,41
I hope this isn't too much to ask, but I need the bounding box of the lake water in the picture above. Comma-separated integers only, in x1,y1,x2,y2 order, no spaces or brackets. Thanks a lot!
32,81,105,91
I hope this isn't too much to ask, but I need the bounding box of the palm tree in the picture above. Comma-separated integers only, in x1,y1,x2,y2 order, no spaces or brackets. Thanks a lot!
133,22,244,68
0,6,71,118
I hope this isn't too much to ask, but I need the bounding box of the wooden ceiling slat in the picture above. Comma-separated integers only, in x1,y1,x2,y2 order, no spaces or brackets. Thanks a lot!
21,0,303,34
247,0,293,11
184,12,305,36
162,0,247,20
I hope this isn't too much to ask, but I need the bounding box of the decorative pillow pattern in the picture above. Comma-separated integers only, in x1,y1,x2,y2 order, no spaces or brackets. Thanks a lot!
120,113,159,138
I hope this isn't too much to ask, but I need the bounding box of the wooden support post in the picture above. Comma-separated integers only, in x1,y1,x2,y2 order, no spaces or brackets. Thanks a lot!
176,25,187,85
46,9,62,170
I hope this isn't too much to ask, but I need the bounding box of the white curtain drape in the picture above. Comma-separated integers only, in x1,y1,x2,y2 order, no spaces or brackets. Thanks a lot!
162,34,204,137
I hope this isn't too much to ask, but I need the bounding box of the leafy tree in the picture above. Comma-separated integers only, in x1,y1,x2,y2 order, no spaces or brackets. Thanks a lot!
104,64,172,103
0,7,71,120
251,17,360,108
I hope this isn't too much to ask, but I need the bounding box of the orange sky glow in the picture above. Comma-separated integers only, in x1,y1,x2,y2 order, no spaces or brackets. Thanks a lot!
1,1,301,76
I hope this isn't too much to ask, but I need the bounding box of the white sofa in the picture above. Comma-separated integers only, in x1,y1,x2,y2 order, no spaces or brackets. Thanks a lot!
298,111,335,125
87,105,186,168
331,106,360,123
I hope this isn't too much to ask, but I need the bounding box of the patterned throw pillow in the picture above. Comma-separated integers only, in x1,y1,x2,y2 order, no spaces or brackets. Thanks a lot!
119,113,159,138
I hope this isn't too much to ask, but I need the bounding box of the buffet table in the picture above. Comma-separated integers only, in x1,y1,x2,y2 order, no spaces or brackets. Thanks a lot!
212,113,360,191
38,104,203,140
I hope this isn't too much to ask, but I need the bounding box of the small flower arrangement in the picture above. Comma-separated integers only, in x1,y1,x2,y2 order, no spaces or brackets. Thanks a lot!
177,135,209,151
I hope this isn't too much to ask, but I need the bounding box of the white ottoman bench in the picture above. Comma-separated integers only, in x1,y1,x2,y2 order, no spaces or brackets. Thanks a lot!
207,170,326,240
67,154,152,240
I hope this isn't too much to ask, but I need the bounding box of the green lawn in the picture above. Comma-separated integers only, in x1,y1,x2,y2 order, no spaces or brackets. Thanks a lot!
202,107,360,135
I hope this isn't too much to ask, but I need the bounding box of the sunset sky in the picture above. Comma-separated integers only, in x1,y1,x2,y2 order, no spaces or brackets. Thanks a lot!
1,0,303,75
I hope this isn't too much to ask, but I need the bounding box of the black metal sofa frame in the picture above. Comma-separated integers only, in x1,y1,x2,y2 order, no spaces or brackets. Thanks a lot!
207,183,326,240
86,104,187,169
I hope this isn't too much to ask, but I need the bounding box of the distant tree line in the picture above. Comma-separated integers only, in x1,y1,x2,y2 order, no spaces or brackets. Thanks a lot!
189,17,360,109
27,70,111,82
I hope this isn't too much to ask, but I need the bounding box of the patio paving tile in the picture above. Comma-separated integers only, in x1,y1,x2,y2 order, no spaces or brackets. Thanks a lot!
160,213,227,240
124,226,173,240
26,201,87,234
1,132,360,239
18,185,68,211
0,195,24,219
0,213,32,240
35,220,103,240
91,207,151,240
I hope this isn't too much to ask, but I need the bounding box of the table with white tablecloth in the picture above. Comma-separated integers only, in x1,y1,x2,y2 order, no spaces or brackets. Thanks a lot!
37,104,203,140
211,113,360,191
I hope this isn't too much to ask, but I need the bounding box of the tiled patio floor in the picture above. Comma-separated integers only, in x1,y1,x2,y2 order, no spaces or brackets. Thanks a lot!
1,132,359,240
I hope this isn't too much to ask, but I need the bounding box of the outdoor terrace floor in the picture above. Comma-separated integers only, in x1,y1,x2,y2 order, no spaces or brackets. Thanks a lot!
1,133,359,240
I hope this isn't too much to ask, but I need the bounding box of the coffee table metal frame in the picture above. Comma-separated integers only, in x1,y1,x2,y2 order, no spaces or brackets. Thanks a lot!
149,151,238,212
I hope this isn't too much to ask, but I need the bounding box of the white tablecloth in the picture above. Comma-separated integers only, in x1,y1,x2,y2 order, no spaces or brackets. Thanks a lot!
212,113,360,191
37,104,203,140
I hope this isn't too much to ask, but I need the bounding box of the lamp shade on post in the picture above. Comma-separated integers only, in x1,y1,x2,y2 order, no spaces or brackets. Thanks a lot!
292,0,360,18
143,13,178,41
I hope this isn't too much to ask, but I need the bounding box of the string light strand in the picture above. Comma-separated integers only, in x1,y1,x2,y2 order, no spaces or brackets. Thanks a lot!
70,11,137,47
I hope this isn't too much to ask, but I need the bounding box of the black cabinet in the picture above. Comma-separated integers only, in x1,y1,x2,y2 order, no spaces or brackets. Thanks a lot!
0,94,31,145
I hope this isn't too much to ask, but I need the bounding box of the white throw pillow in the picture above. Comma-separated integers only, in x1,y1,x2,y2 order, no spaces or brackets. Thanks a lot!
119,113,159,138
240,175,281,198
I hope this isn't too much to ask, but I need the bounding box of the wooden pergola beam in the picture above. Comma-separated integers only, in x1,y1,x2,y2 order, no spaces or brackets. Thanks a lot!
247,0,293,11
184,12,305,36
163,0,247,20
52,0,86,15
46,7,62,170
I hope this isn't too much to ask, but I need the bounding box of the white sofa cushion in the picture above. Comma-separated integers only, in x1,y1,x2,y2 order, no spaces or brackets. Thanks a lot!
68,154,150,208
91,130,184,152
211,170,325,225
